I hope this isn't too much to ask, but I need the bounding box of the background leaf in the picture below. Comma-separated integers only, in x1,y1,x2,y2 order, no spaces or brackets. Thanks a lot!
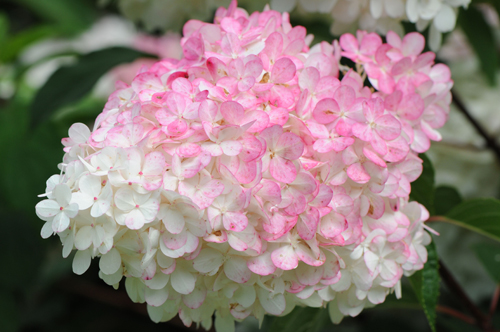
269,307,329,332
434,186,463,216
445,198,500,242
458,5,498,85
410,153,435,214
30,47,156,127
472,243,500,284
409,241,440,332
11,0,96,35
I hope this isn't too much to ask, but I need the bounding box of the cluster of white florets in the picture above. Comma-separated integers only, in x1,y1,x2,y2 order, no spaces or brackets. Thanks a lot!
35,1,452,331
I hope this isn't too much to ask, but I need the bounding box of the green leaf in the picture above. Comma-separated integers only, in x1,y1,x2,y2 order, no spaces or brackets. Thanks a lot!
13,0,96,35
269,307,329,332
458,5,498,85
434,186,462,216
0,25,55,63
472,243,500,284
410,153,435,215
444,198,500,242
30,47,156,127
409,241,440,332
0,13,8,47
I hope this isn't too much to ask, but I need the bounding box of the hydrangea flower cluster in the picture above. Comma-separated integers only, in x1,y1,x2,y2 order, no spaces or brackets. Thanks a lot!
35,1,452,330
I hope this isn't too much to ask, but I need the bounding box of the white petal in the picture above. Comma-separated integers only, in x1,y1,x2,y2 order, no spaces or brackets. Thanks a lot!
215,311,235,332
171,267,196,295
99,266,123,286
271,0,297,12
74,226,93,250
370,0,383,19
64,203,79,218
224,257,252,284
182,284,206,309
256,287,286,315
125,209,146,230
62,233,74,258
72,249,91,275
54,184,72,207
114,188,136,211
52,212,70,233
71,192,94,210
69,123,91,144
79,174,102,197
147,305,165,323
145,286,169,307
140,197,160,221
41,221,54,239
161,207,185,234
35,199,60,218
232,286,256,308
125,277,146,303
428,23,442,52
433,4,456,32
193,248,224,274
99,248,122,275
145,272,170,290
91,199,110,217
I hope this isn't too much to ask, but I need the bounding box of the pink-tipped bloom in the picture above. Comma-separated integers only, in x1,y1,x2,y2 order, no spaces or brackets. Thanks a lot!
35,1,452,330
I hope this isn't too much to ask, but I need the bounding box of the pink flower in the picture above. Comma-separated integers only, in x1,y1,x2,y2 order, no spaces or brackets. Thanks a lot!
36,1,453,328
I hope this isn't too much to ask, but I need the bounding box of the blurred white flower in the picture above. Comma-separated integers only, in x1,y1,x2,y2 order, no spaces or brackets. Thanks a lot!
271,0,470,50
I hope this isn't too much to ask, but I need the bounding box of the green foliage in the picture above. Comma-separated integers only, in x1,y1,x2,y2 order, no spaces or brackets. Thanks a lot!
13,0,96,35
269,307,330,332
458,5,498,85
409,241,440,332
445,198,500,242
30,47,156,127
410,154,435,215
434,186,463,216
472,243,500,284
0,25,56,63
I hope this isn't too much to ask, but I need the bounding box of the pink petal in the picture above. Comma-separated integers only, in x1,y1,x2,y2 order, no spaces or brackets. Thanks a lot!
375,114,401,140
247,252,277,275
275,132,304,160
270,156,297,183
346,162,371,183
297,207,320,240
220,101,244,125
402,32,425,56
271,57,296,84
312,98,340,124
223,212,248,232
271,245,299,270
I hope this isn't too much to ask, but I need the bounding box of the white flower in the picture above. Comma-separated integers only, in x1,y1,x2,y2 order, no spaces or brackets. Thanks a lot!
36,184,79,234
114,187,160,229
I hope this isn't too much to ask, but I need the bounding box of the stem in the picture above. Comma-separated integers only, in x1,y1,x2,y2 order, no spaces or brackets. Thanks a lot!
436,305,475,325
489,285,500,319
426,216,451,223
439,260,493,331
452,90,500,162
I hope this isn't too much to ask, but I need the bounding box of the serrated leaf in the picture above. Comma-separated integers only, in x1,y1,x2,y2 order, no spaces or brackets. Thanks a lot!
472,243,500,284
410,153,435,215
443,198,500,242
409,241,440,332
458,6,498,85
434,186,462,216
30,47,156,127
269,307,329,332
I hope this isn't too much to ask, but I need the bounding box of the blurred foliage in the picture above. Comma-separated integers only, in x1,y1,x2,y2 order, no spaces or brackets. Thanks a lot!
2,1,500,332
